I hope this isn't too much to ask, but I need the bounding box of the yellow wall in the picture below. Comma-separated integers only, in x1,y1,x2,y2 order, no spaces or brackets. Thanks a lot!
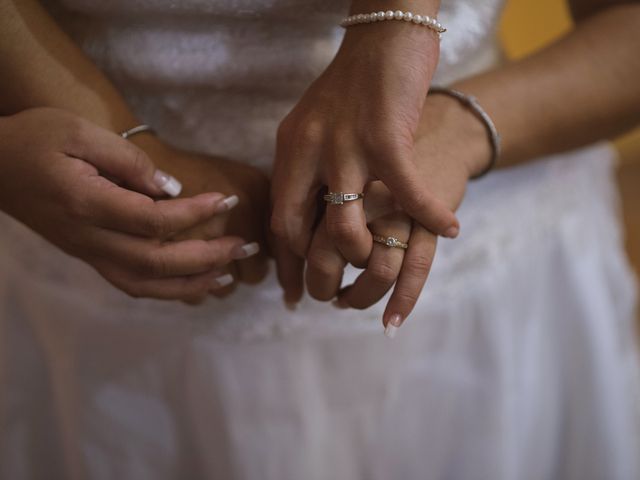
499,0,640,165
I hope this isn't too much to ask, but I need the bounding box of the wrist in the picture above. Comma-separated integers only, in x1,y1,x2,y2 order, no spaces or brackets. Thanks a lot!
340,4,441,68
419,94,493,179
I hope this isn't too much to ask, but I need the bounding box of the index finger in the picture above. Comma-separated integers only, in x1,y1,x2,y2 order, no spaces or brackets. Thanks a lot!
377,159,459,238
85,175,230,238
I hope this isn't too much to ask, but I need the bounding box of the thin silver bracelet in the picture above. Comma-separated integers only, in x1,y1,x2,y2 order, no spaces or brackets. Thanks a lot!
120,124,155,140
428,87,500,179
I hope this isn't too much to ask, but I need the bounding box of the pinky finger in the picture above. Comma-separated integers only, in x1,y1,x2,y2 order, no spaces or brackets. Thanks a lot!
382,224,438,338
95,262,233,303
272,235,305,308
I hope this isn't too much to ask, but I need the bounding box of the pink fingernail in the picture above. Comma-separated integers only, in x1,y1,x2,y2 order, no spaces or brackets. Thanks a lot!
153,170,182,197
220,194,239,211
445,226,459,238
232,242,260,259
384,314,403,339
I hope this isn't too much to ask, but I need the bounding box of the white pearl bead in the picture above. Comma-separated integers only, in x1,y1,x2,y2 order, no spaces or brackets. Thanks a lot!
369,12,377,21
385,10,395,20
356,14,364,22
394,10,404,20
436,22,443,30
403,12,413,21
413,14,423,24
377,11,385,21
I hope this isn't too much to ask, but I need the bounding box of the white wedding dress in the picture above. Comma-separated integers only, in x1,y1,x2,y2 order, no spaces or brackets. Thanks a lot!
1,1,639,479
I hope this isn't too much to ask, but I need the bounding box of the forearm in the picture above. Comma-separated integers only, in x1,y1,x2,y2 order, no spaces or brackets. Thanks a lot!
452,3,640,170
0,0,139,132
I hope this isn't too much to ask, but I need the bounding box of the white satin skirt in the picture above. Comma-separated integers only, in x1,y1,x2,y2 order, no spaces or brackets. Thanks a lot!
0,143,638,480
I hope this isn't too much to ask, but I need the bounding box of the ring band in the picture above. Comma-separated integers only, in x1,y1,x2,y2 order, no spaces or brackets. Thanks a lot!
324,192,364,205
373,235,409,250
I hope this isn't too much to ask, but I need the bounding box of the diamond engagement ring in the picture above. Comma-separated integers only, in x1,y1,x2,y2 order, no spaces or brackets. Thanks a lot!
373,235,409,250
323,192,364,205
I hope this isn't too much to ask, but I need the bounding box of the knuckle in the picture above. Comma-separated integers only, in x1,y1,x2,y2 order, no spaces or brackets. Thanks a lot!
368,261,398,285
63,116,91,150
306,249,340,278
405,253,433,279
326,218,361,243
392,290,419,309
141,209,169,238
276,115,294,143
280,115,325,149
139,251,170,277
128,146,151,177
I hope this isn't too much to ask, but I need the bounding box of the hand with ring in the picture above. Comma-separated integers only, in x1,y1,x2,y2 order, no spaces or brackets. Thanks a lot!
270,12,460,281
275,89,492,333
306,182,430,337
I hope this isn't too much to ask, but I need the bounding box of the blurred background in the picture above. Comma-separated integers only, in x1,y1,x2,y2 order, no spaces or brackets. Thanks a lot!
500,0,640,332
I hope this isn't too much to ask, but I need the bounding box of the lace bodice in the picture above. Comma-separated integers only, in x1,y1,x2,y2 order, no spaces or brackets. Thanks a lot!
45,0,506,168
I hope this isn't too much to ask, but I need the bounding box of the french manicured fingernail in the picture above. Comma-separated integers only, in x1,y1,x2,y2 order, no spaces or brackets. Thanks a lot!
219,194,239,211
445,226,459,238
153,170,182,197
232,242,260,259
212,274,234,289
384,314,403,339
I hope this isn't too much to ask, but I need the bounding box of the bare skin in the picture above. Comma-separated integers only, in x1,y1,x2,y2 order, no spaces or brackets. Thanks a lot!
286,0,640,331
0,0,270,301
0,0,639,319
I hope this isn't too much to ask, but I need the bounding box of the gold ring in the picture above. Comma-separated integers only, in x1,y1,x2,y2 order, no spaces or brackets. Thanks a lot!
372,235,408,250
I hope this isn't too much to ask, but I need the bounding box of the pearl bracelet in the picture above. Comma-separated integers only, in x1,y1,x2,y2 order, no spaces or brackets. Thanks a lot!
340,10,446,37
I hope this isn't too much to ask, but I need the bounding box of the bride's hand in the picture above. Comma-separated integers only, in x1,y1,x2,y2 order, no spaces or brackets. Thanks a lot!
299,93,492,332
0,108,252,302
270,17,460,271
138,142,271,296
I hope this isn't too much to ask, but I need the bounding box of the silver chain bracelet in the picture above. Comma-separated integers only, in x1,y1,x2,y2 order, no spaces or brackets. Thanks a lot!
428,87,501,179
